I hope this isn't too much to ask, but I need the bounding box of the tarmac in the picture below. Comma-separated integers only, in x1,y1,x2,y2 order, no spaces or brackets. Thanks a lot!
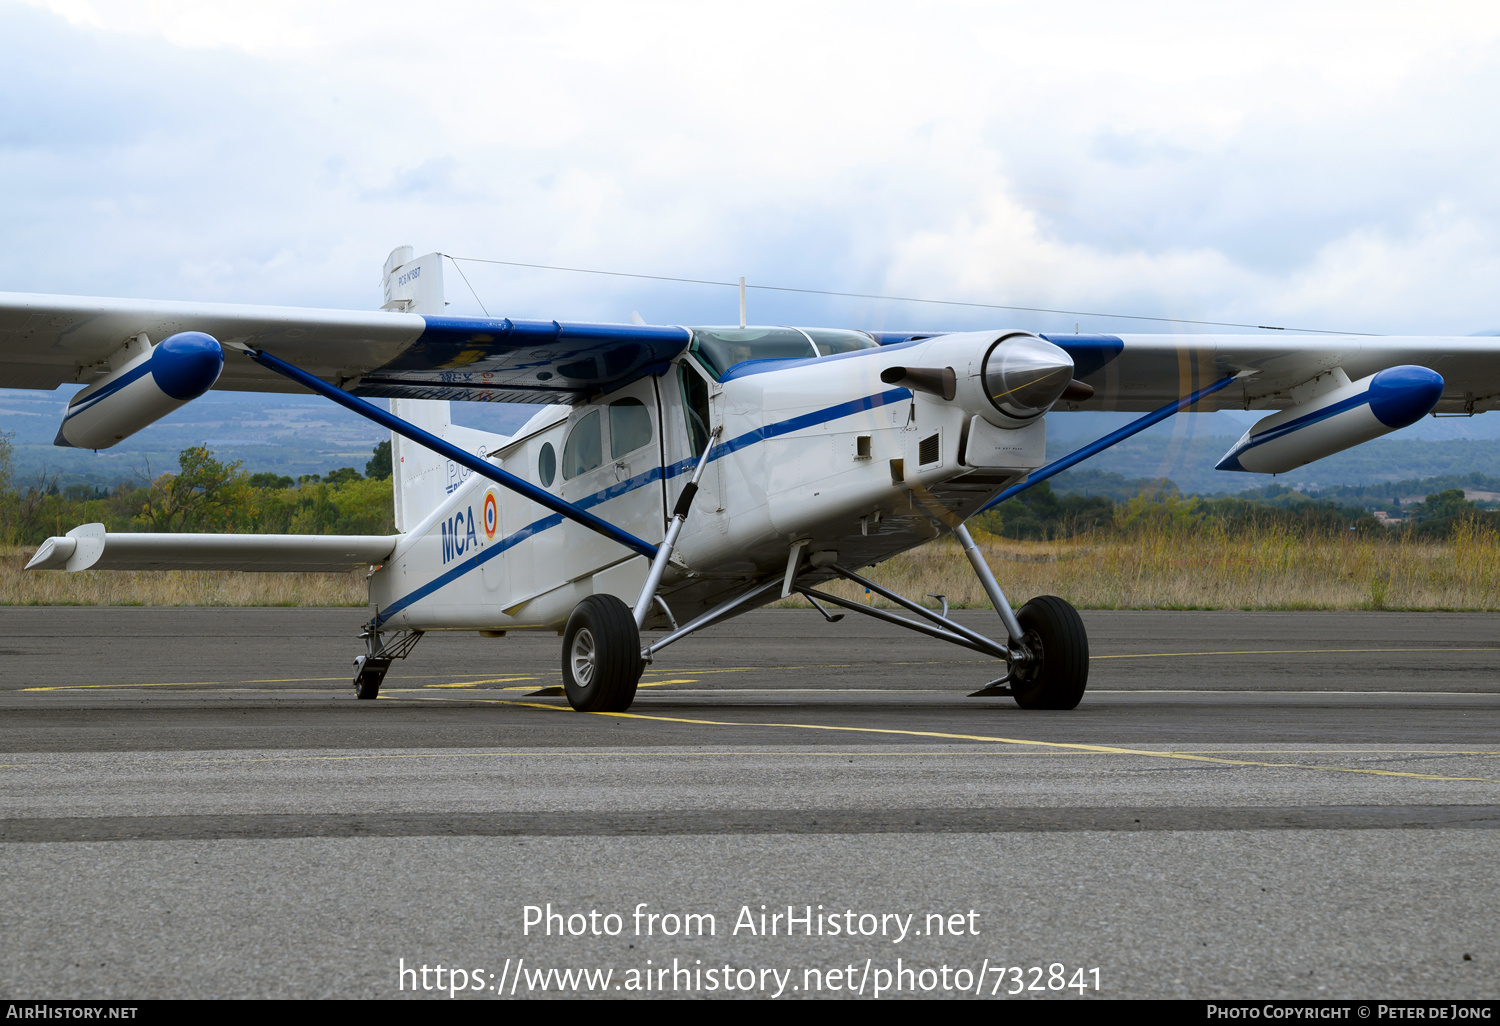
1,606,1496,999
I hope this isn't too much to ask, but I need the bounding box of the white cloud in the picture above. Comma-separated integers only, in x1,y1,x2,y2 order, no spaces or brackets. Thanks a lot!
3,0,1499,335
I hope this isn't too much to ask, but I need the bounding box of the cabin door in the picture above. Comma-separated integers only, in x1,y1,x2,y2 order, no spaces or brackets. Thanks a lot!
549,375,667,581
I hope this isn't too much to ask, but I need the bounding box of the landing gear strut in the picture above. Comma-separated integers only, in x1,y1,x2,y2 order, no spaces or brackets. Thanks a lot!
351,623,424,700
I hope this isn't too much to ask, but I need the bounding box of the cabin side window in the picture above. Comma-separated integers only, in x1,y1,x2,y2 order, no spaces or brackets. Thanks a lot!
537,441,557,487
562,410,603,479
609,397,653,459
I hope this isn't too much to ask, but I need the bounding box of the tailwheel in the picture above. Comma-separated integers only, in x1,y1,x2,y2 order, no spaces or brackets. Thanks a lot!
561,594,644,712
352,655,391,700
1010,595,1089,710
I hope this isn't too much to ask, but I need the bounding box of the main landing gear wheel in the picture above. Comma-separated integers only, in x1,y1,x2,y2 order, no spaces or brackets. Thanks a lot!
561,594,644,713
1010,595,1089,710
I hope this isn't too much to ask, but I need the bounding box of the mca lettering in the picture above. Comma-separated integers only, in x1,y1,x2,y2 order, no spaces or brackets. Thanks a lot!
440,508,478,564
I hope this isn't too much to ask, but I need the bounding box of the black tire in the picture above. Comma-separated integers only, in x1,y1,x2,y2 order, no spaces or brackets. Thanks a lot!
352,657,387,696
561,594,644,712
1010,595,1089,710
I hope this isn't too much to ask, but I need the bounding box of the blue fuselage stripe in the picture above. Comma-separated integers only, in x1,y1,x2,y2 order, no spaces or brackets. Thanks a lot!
375,386,913,625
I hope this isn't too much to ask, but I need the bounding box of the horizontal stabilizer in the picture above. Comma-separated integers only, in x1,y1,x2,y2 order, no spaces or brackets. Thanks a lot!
25,524,396,572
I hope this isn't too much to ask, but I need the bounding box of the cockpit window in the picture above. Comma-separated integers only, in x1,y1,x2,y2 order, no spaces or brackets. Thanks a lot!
678,363,712,457
803,328,879,357
690,328,815,377
688,326,878,378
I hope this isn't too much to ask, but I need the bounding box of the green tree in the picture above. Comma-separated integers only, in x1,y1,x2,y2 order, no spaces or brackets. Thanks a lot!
0,429,14,544
366,439,392,480
0,429,13,496
324,466,362,487
973,480,1118,540
136,446,253,532
1412,489,1476,523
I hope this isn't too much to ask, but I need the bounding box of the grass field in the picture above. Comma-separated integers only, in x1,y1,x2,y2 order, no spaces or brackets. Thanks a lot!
6,520,1500,611
0,547,368,607
772,522,1500,612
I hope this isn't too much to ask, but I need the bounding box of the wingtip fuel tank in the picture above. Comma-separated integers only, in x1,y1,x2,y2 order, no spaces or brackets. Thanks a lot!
1216,364,1443,474
55,331,224,449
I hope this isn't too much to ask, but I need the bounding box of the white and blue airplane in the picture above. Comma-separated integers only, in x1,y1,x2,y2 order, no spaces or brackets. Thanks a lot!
7,248,1492,711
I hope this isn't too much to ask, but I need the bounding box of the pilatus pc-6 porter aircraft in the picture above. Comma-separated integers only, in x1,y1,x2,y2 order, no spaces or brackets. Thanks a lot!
8,248,1491,711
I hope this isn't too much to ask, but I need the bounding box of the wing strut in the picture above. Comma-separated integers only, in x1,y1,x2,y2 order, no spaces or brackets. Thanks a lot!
235,345,660,560
977,371,1245,513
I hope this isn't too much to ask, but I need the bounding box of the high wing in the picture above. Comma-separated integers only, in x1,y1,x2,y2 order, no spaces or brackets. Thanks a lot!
1039,332,1500,414
0,291,689,403
4,260,1495,414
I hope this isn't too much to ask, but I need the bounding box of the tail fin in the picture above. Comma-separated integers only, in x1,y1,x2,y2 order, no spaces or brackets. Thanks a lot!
381,247,510,534
390,398,454,533
381,246,444,314
381,247,501,533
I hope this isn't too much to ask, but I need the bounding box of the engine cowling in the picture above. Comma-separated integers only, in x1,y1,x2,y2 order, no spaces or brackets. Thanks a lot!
1216,365,1444,474
882,331,1076,429
56,331,224,449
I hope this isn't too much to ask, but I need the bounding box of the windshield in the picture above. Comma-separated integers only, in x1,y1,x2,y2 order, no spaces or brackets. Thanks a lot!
689,326,878,378
803,328,879,357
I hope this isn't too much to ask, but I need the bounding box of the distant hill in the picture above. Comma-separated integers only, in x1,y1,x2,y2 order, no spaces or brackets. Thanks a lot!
6,386,1500,496
0,388,541,489
1042,433,1500,496
1048,467,1500,511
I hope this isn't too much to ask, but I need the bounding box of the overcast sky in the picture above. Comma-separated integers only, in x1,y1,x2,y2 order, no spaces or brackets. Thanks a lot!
4,0,1499,338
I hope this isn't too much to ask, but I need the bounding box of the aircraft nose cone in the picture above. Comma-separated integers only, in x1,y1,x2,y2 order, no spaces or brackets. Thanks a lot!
981,336,1075,419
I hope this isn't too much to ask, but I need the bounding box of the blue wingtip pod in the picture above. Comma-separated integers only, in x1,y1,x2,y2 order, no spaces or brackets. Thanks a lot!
150,331,225,401
1214,363,1445,476
1367,365,1444,429
55,331,226,449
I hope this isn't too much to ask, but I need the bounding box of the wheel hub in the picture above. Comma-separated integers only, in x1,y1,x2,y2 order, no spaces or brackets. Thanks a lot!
570,628,597,687
1010,630,1044,686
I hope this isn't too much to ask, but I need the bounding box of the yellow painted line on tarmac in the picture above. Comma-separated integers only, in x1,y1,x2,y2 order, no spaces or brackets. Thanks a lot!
20,680,227,691
425,677,539,689
20,674,448,691
476,700,1500,784
0,746,1094,770
239,677,360,683
19,645,1499,693
1094,647,1500,660
1172,749,1500,756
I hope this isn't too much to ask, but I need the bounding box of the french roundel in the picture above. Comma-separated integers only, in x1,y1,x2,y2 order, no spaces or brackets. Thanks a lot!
483,492,498,539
